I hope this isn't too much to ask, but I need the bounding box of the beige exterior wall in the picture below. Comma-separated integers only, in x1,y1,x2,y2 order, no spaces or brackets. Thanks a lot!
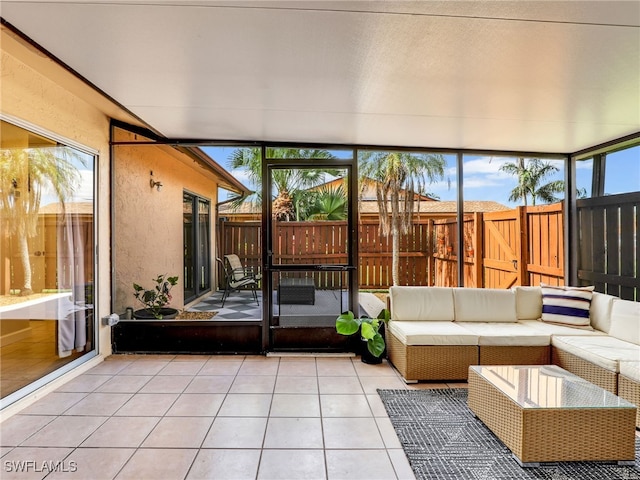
1,30,115,357
0,26,233,416
113,129,219,313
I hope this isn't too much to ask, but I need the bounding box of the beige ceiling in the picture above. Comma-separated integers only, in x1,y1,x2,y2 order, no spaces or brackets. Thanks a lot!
2,1,639,153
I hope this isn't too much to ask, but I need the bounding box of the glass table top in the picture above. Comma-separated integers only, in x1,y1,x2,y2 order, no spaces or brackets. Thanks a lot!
470,365,636,410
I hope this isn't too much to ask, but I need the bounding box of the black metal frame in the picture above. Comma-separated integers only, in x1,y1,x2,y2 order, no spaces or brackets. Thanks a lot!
183,192,212,304
107,121,640,354
262,155,358,351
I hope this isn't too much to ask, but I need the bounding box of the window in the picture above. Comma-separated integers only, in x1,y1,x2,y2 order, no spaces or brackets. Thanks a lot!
604,145,640,196
0,119,95,402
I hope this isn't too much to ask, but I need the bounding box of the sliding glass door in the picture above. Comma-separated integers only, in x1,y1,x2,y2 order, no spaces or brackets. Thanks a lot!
184,192,211,303
0,119,96,406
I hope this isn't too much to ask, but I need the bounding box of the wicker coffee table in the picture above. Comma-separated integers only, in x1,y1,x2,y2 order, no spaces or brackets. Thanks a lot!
468,365,637,467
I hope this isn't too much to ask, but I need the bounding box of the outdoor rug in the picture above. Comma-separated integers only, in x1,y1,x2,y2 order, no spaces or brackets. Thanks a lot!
377,388,640,480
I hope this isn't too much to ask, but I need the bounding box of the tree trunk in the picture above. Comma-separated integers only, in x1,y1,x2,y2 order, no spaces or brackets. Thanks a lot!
390,186,402,286
17,228,33,295
392,228,400,286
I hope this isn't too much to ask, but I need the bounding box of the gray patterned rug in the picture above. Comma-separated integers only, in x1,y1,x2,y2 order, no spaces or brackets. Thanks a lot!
377,388,640,480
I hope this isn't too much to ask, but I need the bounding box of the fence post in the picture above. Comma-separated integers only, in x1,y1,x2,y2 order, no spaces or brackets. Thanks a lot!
473,212,483,288
517,206,529,286
427,219,434,286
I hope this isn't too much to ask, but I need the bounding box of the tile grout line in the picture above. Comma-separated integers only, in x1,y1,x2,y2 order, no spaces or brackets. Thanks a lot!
104,356,179,480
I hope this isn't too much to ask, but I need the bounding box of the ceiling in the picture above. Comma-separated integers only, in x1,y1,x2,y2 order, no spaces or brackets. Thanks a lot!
2,1,639,154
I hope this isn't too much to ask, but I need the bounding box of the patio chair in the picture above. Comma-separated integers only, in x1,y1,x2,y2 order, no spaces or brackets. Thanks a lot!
217,256,260,307
224,254,262,283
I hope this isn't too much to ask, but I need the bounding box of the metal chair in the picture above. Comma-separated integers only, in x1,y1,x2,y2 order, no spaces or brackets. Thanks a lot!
217,256,260,307
224,254,262,283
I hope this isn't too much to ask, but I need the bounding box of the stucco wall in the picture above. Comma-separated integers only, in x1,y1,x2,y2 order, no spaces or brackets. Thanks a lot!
113,129,219,314
2,28,222,355
1,35,113,357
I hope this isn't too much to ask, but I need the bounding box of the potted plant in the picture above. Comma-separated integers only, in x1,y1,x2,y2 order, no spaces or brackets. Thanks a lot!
133,274,179,319
336,309,390,364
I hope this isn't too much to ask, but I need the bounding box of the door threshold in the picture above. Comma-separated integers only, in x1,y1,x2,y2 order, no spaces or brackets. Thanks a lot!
266,352,355,358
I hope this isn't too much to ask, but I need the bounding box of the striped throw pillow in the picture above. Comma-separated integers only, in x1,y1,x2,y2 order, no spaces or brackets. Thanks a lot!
540,284,594,328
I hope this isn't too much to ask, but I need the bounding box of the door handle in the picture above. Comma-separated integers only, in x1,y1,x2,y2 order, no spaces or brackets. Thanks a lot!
316,265,354,271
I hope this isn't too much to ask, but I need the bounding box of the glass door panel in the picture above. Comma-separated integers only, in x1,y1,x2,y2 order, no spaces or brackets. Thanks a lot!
272,269,349,327
198,199,211,293
183,193,195,301
184,192,211,303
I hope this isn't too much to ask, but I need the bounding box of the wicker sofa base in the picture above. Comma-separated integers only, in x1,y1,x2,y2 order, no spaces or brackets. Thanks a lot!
468,367,637,465
618,374,640,428
480,346,550,365
387,332,478,382
551,346,618,394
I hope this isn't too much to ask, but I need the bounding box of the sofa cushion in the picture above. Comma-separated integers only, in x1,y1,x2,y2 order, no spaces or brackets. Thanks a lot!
457,322,549,346
518,320,606,337
608,299,640,346
541,284,594,328
513,286,542,321
389,286,455,321
388,321,478,346
619,361,640,383
589,292,617,334
453,288,517,322
552,335,640,373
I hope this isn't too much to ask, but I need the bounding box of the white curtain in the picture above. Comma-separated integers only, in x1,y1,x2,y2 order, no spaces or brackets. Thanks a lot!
57,210,88,357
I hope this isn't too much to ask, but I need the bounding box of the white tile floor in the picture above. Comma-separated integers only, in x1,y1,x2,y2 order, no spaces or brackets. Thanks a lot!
0,354,464,480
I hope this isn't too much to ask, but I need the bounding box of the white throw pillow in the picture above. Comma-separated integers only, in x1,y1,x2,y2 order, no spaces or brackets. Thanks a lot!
513,286,542,321
608,299,640,346
590,292,616,333
453,288,517,323
540,283,594,328
389,286,455,321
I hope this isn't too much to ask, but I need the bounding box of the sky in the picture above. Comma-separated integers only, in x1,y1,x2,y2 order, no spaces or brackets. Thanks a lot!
38,144,639,208
205,146,639,208
40,150,94,206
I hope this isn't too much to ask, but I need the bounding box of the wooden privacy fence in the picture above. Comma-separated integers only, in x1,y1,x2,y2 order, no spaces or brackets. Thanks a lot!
577,192,639,300
218,219,431,289
219,202,565,290
1,213,94,294
433,203,565,288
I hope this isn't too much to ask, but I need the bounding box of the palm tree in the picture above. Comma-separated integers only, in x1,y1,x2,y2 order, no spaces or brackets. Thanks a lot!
228,148,338,220
307,184,347,220
358,151,446,286
0,147,81,295
500,158,564,206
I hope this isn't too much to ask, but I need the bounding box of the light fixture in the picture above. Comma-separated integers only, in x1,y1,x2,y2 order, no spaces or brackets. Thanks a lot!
150,171,163,191
150,178,163,191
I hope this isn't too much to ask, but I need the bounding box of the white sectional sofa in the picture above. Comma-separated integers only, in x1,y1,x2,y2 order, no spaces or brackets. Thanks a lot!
387,285,640,425
619,361,640,428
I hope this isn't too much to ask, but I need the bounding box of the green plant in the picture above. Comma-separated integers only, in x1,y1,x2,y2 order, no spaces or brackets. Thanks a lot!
133,274,179,319
336,309,390,358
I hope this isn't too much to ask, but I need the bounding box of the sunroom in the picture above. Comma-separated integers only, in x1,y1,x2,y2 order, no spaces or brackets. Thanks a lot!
0,1,638,461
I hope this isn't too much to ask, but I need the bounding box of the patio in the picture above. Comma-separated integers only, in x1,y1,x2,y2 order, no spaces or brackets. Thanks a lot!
0,3,638,477
188,290,385,323
0,354,467,480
